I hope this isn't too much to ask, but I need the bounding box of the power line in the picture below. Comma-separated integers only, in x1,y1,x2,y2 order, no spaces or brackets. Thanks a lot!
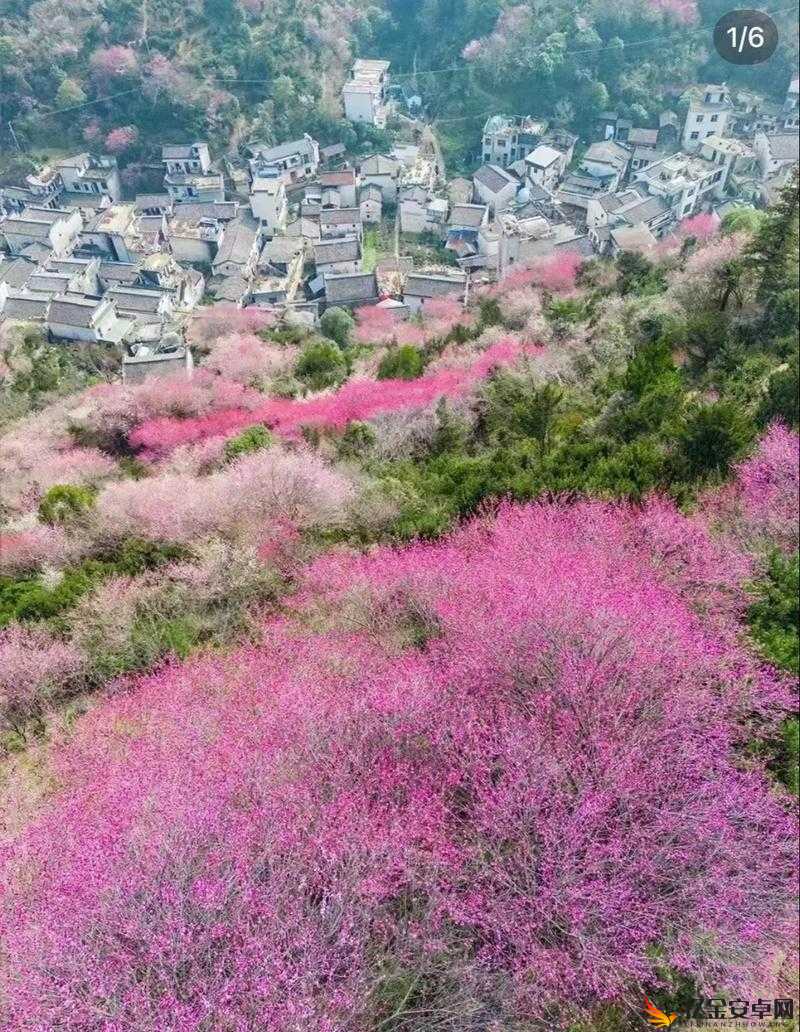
387,3,796,76
10,3,797,126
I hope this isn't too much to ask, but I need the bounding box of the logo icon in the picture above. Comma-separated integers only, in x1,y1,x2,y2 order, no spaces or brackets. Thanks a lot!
644,997,679,1028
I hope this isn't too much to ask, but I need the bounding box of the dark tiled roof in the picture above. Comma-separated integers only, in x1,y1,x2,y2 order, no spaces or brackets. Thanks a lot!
1,291,50,321
172,201,238,221
0,258,35,288
135,194,173,211
26,273,72,294
107,287,166,313
1,219,53,239
628,128,659,147
98,262,141,284
324,271,377,304
320,207,362,226
313,237,360,265
48,295,103,327
473,164,517,194
213,222,257,267
620,195,670,225
162,143,206,160
405,272,466,298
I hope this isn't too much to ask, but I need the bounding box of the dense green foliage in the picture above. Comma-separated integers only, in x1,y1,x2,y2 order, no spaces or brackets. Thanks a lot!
377,344,426,381
748,551,799,675
38,484,97,526
295,339,349,391
0,539,185,628
223,423,272,462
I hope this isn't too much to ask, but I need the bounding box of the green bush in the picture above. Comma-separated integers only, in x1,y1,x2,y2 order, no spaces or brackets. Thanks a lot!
38,484,97,526
377,345,425,381
748,551,799,674
223,424,272,462
295,339,348,391
319,307,355,348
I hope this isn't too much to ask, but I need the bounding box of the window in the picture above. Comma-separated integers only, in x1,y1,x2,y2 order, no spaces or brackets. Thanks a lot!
696,114,705,123
710,114,719,122
713,170,723,182
690,131,699,140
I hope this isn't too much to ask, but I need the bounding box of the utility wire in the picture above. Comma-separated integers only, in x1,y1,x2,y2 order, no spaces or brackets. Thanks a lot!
10,3,797,124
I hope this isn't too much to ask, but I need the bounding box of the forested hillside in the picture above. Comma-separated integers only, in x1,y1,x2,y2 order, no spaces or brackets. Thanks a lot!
2,0,797,173
0,176,798,1026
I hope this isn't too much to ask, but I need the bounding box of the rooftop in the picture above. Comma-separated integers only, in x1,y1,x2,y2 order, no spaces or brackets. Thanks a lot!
48,294,105,327
320,207,362,226
324,271,378,304
525,145,562,168
405,271,466,298
313,237,360,265
449,203,488,228
473,164,518,193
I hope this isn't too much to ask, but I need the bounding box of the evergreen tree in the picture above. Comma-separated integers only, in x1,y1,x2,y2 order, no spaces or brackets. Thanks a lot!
747,169,799,302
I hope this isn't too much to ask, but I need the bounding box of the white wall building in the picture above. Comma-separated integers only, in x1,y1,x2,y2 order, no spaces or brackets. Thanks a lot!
342,59,390,126
682,84,732,152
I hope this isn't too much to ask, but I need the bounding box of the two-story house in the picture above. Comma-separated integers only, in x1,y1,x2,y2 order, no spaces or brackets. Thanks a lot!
247,135,320,185
342,59,391,126
481,115,549,168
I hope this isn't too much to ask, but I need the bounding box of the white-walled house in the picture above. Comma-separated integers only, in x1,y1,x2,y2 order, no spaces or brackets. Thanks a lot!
342,59,390,126
524,145,565,192
682,84,732,151
250,174,288,234
47,294,124,343
472,164,519,214
0,207,82,256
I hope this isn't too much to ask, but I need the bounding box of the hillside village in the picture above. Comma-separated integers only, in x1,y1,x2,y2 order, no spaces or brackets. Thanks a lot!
1,60,798,381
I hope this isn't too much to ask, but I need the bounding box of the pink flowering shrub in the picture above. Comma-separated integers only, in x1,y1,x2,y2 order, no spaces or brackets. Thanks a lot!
678,212,720,241
0,625,83,733
202,333,296,386
0,525,76,574
89,45,138,81
1,432,117,514
1,499,795,1028
93,447,356,545
648,0,698,22
104,126,138,154
129,339,538,457
703,423,800,556
81,371,262,451
187,305,276,351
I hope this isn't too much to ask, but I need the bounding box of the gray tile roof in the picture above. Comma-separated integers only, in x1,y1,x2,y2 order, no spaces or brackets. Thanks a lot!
250,137,316,163
48,295,102,328
404,272,466,298
1,219,53,239
449,204,487,228
21,206,72,224
320,207,362,226
628,128,659,147
1,291,50,321
765,133,800,161
0,258,35,289
360,154,401,176
106,287,165,313
172,201,238,221
213,222,257,267
213,274,250,302
473,164,517,193
26,273,72,294
323,271,377,304
313,237,360,265
162,143,206,160
135,194,173,211
619,195,669,225
259,237,305,264
98,261,141,284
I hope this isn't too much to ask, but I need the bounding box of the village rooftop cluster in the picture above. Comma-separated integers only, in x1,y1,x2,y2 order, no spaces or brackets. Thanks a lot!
1,61,798,381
